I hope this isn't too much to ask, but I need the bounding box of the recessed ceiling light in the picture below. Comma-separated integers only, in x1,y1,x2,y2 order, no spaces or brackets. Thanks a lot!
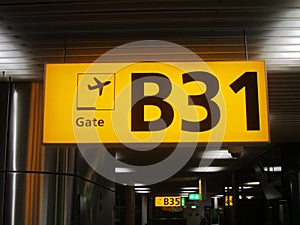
264,166,282,172
224,187,233,190
246,196,255,199
274,166,282,172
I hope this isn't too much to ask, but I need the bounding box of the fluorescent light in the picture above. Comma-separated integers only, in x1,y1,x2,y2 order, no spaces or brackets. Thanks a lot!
242,186,254,190
238,186,254,190
0,50,27,58
212,194,223,198
244,181,260,186
136,191,151,194
135,187,150,191
134,183,146,187
201,150,232,159
115,167,135,173
12,91,18,171
181,187,198,190
190,166,225,172
181,190,197,193
180,193,189,197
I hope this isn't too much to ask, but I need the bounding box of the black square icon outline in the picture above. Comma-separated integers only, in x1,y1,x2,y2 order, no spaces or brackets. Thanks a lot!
76,73,116,111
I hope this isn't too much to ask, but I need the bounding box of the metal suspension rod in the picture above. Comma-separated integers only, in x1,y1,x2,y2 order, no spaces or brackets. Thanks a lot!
63,34,67,63
243,29,249,60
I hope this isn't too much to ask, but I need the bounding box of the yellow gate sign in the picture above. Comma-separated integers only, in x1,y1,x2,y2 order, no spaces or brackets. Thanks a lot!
43,61,269,144
155,196,181,207
225,196,233,207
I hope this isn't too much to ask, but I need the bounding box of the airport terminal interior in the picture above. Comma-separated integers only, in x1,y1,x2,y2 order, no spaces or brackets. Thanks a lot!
0,0,300,225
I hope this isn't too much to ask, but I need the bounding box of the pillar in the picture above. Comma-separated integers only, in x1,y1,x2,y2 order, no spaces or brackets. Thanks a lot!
141,195,148,225
281,143,300,225
126,186,135,225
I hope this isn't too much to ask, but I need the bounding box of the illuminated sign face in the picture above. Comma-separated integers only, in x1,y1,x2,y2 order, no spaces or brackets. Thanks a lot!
43,61,269,144
181,197,185,206
188,193,201,201
155,196,181,207
225,196,233,206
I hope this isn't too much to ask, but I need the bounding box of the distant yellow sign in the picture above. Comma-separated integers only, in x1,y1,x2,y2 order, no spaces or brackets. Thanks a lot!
155,196,181,207
43,61,269,144
199,179,203,201
225,195,233,207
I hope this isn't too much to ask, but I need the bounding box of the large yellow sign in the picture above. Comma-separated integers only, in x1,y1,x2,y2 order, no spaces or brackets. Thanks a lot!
43,61,269,144
155,196,181,207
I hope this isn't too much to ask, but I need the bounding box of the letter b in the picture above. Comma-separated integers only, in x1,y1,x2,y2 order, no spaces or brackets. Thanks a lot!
131,73,174,131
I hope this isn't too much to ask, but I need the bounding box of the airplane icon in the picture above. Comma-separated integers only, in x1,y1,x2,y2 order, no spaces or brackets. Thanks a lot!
87,77,111,96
